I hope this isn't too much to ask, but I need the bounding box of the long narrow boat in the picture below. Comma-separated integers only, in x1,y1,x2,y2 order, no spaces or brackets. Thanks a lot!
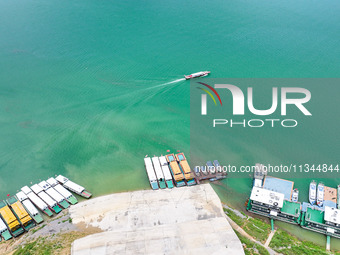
46,177,78,205
144,157,159,190
55,175,92,198
152,157,166,189
175,153,196,186
16,191,44,224
0,200,24,237
309,181,316,205
0,217,12,240
317,183,324,207
166,154,186,187
158,156,174,189
31,184,62,214
39,181,70,209
6,196,35,231
21,186,53,217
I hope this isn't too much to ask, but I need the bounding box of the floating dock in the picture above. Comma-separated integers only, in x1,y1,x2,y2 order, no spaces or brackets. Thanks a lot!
195,160,227,183
47,177,78,205
39,181,70,209
6,196,35,231
175,153,196,186
158,156,174,189
151,157,166,189
21,186,53,217
56,175,92,198
166,154,186,187
16,191,44,224
0,200,24,237
144,157,159,190
31,184,62,214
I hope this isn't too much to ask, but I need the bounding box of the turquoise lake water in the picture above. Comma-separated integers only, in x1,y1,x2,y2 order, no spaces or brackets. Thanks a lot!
1,0,340,248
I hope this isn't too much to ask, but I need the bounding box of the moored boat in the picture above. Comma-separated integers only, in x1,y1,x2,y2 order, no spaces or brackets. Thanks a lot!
152,157,167,189
144,157,159,190
292,188,299,203
158,156,174,189
175,153,196,186
317,183,324,207
309,181,316,205
0,217,12,240
184,71,210,80
16,191,44,224
21,186,53,217
6,196,35,231
31,184,62,214
55,175,92,198
39,181,70,209
0,200,24,237
166,154,186,187
46,177,78,205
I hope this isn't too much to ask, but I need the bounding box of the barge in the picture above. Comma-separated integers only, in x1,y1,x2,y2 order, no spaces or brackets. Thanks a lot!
166,154,186,187
0,217,12,240
158,156,174,189
21,186,53,217
31,184,62,214
55,175,92,198
16,191,44,224
46,177,78,205
175,153,196,186
0,200,24,237
39,181,70,209
144,157,159,190
152,157,166,189
6,196,35,231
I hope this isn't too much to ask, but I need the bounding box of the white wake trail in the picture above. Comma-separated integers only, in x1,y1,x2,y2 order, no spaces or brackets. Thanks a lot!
144,78,186,90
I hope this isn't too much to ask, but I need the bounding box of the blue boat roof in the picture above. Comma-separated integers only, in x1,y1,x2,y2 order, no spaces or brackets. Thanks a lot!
206,161,213,167
263,176,294,200
177,154,184,161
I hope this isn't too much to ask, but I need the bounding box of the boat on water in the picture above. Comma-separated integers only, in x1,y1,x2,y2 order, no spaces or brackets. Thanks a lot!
151,157,167,189
317,183,324,207
206,161,215,174
0,217,12,241
184,71,210,80
292,188,299,203
0,200,24,237
158,156,174,189
16,191,44,224
175,153,196,186
31,184,62,214
6,196,35,231
39,181,70,209
166,154,186,187
309,181,316,205
55,175,92,198
21,186,53,217
144,157,159,190
46,177,78,205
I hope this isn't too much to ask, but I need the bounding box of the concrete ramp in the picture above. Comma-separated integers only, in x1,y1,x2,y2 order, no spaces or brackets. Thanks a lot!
70,184,244,255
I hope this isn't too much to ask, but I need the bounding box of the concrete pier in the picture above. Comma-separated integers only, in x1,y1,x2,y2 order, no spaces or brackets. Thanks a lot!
70,184,244,255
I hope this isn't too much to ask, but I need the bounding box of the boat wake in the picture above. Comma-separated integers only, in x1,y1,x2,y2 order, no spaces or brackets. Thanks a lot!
144,78,185,90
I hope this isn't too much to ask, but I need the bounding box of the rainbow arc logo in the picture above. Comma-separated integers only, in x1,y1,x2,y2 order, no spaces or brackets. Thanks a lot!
197,82,222,115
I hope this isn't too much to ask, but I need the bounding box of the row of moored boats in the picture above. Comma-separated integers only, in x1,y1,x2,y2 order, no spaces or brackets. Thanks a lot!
0,175,91,241
144,153,196,189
